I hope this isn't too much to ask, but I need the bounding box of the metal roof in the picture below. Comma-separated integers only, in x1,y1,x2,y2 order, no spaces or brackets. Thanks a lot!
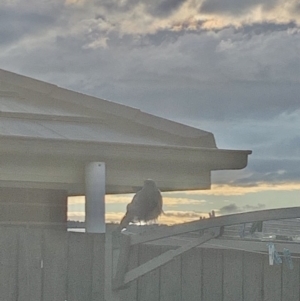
0,116,168,144
0,69,251,194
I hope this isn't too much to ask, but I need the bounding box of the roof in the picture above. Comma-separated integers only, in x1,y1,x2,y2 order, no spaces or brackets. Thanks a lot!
0,69,251,194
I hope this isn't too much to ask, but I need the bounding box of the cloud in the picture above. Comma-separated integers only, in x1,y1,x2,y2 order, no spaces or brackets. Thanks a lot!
105,211,125,223
158,210,208,221
0,5,60,47
233,158,300,187
65,0,87,5
67,210,209,225
67,211,85,222
105,195,133,204
218,203,240,213
218,202,265,214
145,0,187,17
68,196,85,205
235,21,299,36
182,182,300,196
200,0,256,15
153,210,210,224
163,210,206,218
68,211,124,223
68,205,208,225
7,26,298,123
68,195,134,205
68,195,207,207
162,197,207,206
1,1,300,191
200,0,278,16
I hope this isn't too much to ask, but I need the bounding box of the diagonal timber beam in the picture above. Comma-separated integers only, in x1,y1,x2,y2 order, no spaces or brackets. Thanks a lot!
131,207,300,245
123,228,221,286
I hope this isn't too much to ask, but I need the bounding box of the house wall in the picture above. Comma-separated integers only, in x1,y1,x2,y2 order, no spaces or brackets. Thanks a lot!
0,188,67,229
0,226,105,301
116,243,300,301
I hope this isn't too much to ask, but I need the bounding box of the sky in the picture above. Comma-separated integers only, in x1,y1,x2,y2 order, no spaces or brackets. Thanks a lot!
1,0,300,224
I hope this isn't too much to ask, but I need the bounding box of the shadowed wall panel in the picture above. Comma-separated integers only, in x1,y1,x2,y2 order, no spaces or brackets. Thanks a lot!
243,252,263,301
223,249,243,301
137,244,161,301
181,247,202,301
0,227,105,301
202,248,223,301
0,188,67,229
160,245,182,301
282,257,299,301
263,255,281,301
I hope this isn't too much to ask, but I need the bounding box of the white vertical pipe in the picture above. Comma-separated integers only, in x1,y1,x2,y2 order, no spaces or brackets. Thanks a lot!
85,162,106,233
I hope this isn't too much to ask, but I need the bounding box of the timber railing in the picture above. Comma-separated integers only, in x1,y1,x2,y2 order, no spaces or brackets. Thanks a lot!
113,207,300,291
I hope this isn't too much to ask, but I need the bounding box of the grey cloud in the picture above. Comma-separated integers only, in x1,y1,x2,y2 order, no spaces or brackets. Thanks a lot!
219,203,239,213
210,121,300,185
95,0,140,13
284,136,300,155
200,0,279,15
243,203,266,210
0,7,59,46
230,158,300,186
234,21,298,36
2,18,299,121
255,136,300,159
219,203,265,214
3,24,299,124
97,0,187,17
294,3,300,13
107,81,300,122
131,23,208,47
99,27,300,122
200,0,257,15
95,14,107,21
145,0,187,17
249,159,300,176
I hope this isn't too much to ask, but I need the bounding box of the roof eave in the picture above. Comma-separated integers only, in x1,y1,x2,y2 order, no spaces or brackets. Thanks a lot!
0,135,251,193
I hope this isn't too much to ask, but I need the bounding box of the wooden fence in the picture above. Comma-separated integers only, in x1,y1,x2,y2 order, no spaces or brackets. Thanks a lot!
117,243,300,301
0,226,105,301
110,208,300,301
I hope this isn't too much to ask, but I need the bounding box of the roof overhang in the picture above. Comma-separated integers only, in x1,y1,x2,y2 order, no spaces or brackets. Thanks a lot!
0,136,251,194
0,68,252,194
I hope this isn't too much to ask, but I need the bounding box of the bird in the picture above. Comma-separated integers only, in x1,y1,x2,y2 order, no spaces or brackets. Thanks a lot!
119,179,163,230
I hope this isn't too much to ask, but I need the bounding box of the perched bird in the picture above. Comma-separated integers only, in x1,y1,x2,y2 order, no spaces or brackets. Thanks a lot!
119,179,163,230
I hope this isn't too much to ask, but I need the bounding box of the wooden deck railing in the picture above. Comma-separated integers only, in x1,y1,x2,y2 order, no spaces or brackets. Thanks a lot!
113,207,300,295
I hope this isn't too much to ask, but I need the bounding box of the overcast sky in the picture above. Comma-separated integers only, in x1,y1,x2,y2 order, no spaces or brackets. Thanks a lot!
1,0,299,223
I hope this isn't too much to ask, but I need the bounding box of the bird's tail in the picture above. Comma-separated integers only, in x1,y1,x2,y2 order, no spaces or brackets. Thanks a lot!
118,213,132,231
